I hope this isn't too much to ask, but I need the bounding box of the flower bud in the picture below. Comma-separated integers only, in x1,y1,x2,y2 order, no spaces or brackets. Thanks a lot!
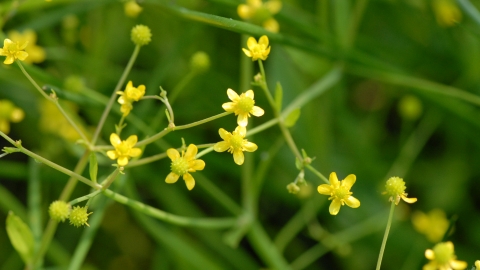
69,206,92,227
49,201,71,222
190,51,210,73
287,182,300,194
131,25,151,46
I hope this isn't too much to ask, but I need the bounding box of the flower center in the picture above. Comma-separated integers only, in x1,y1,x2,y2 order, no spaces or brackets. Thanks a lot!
237,96,254,113
433,243,454,265
230,134,244,150
385,177,406,197
334,186,350,200
171,157,189,176
117,142,130,154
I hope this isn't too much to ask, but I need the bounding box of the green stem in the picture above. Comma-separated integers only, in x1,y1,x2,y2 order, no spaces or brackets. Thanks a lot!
16,61,91,147
305,164,329,184
91,44,141,144
27,158,42,269
102,189,236,229
376,201,396,270
68,190,102,206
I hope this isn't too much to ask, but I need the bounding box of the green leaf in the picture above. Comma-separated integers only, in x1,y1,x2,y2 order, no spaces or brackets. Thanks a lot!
284,108,301,127
89,152,98,183
6,212,34,264
275,82,283,112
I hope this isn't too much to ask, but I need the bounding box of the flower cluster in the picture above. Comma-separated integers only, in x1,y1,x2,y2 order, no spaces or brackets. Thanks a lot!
48,201,91,227
106,133,142,166
166,144,205,190
237,0,282,32
0,39,28,65
317,172,360,215
117,81,146,116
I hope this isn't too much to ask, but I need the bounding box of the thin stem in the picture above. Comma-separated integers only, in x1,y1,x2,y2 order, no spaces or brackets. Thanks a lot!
305,164,329,184
257,60,276,109
68,190,102,206
91,45,141,144
17,61,91,147
376,201,396,270
102,189,236,229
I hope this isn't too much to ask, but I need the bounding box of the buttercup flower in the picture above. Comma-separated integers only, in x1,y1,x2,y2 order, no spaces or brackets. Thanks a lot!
0,100,24,134
0,39,28,64
317,172,360,215
165,144,205,190
423,242,467,270
222,88,264,127
106,133,142,166
8,29,46,64
384,176,417,205
116,81,146,116
475,260,480,269
412,209,449,243
238,0,282,32
213,126,258,165
242,35,271,61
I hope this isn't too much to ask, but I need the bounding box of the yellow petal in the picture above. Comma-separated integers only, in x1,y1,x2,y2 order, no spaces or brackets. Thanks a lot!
401,195,417,204
246,37,258,50
345,196,360,208
425,249,435,260
227,88,239,101
422,262,437,270
106,150,118,160
317,184,332,195
450,260,467,269
329,172,339,186
242,141,257,152
342,174,356,189
16,51,28,61
237,5,252,19
245,90,254,99
126,81,133,90
183,173,195,190
4,56,14,65
110,133,121,147
235,126,247,137
189,159,205,171
117,156,129,166
242,48,252,57
329,200,341,215
258,35,269,47
233,149,245,165
129,148,142,157
165,172,179,183
237,113,248,127
218,128,230,140
214,141,229,152
126,135,138,147
0,120,9,133
251,106,264,116
167,148,180,161
185,144,198,161
222,102,235,112
265,0,282,14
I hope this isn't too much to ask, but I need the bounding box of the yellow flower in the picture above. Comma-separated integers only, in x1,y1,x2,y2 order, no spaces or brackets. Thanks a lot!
423,242,467,270
106,133,142,166
238,0,282,32
384,176,417,205
432,0,462,27
213,126,258,165
242,35,271,61
317,172,360,215
222,88,264,127
475,260,480,269
116,81,146,116
412,209,449,243
124,0,143,18
0,100,24,134
0,39,28,65
165,144,205,190
8,29,46,64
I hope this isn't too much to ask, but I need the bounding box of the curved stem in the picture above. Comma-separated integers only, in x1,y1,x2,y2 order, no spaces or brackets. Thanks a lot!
91,45,141,144
305,165,329,184
376,201,396,270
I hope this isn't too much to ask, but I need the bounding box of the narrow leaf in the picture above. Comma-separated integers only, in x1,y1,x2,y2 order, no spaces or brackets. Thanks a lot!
6,212,34,264
284,108,301,127
89,152,98,183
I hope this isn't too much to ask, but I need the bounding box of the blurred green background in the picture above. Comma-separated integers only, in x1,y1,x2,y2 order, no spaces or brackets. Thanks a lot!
1,0,480,269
